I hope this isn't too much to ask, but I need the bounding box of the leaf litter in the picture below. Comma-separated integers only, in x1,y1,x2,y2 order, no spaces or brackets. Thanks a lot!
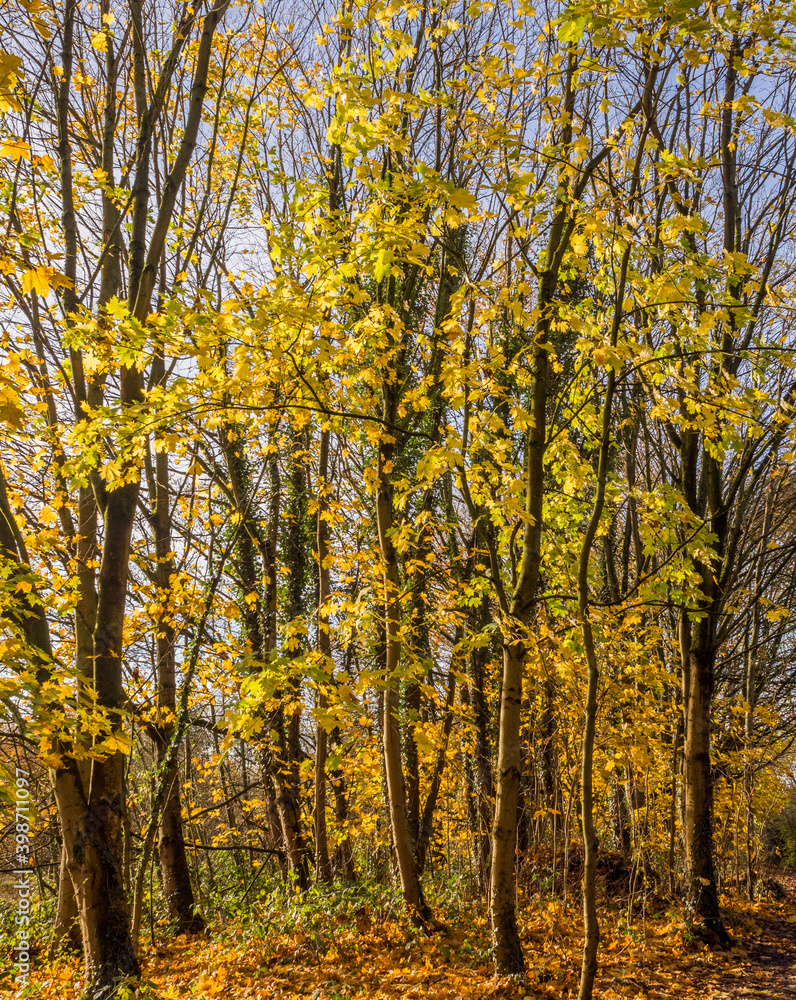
21,873,796,1000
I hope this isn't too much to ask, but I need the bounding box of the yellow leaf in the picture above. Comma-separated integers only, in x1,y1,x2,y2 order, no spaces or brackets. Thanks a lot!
91,30,108,52
0,51,23,111
570,232,588,257
19,0,51,38
21,265,71,297
102,732,132,754
0,138,30,162
22,266,51,297
0,376,24,428
449,188,477,211
39,506,58,526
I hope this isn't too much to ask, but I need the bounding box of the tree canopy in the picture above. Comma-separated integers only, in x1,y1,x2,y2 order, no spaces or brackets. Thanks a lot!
2,0,796,997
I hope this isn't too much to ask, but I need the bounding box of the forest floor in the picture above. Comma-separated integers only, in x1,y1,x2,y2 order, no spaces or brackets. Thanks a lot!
12,870,796,999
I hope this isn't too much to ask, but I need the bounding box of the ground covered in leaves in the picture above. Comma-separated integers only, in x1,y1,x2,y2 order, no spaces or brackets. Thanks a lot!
13,872,796,999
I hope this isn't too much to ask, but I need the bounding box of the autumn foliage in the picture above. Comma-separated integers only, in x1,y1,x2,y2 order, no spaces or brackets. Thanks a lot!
2,0,796,997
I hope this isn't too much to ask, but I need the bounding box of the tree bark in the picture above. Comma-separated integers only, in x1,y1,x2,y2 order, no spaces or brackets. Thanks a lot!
315,427,333,883
468,594,494,897
415,655,458,873
47,0,230,986
52,845,82,955
578,621,601,1000
377,393,432,924
279,435,310,888
683,626,722,931
487,46,595,973
576,197,630,1000
222,427,308,888
147,351,204,934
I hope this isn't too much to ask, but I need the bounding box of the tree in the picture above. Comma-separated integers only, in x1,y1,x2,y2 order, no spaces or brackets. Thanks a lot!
0,0,231,989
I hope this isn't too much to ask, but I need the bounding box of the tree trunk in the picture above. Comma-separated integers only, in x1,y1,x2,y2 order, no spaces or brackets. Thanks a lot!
578,621,601,1000
156,738,204,933
668,716,682,896
149,393,204,934
377,404,432,924
487,47,590,970
490,640,527,972
66,480,141,996
576,227,626,1000
404,675,422,852
280,436,310,888
52,482,97,956
610,775,631,859
331,760,355,880
383,680,432,921
52,846,82,955
468,595,494,897
416,658,458,873
315,428,333,883
222,427,309,888
683,634,722,931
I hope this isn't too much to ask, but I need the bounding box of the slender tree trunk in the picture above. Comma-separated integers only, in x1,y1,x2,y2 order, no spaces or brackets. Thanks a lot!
683,632,722,931
681,453,724,936
222,426,309,887
491,640,528,971
578,621,601,1000
131,571,227,954
314,427,333,883
744,675,756,900
668,716,682,896
331,758,355,880
416,657,458,873
489,291,550,970
540,677,559,844
743,472,776,899
610,774,631,859
468,595,494,897
52,845,82,955
382,677,432,921
56,481,142,996
488,47,591,971
153,522,204,934
280,435,310,888
678,43,745,941
156,738,204,933
52,484,97,955
377,391,432,923
576,220,629,998
148,362,204,933
261,759,287,875
404,676,422,852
